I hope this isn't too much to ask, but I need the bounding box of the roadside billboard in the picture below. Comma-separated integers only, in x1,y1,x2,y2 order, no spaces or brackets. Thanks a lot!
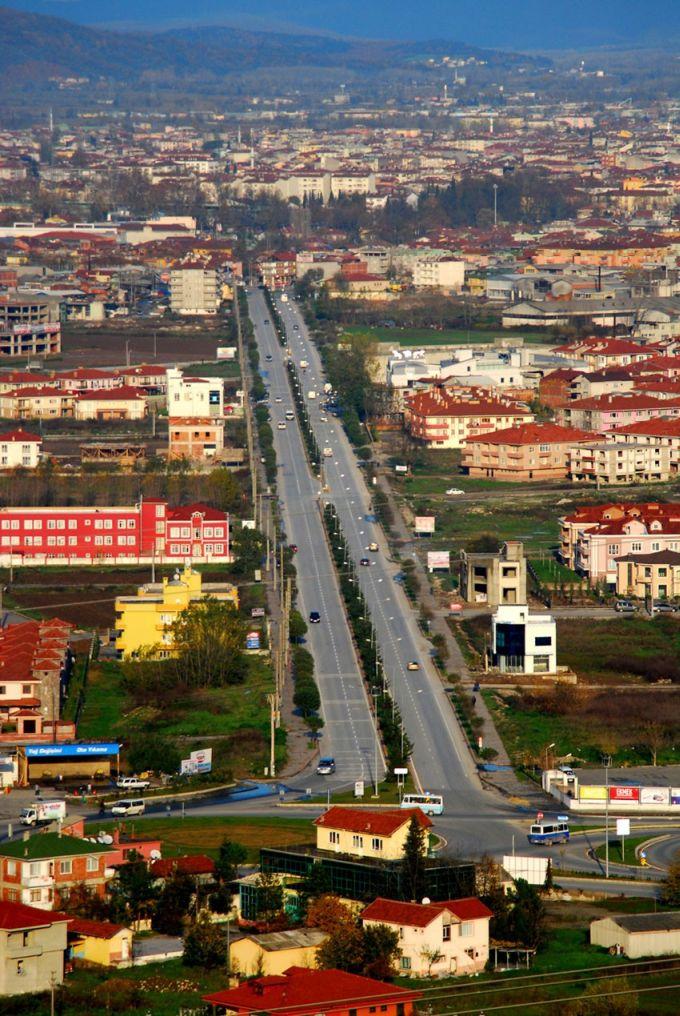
640,787,670,805
414,516,435,534
609,786,640,802
579,785,607,801
190,747,212,774
671,788,680,806
503,855,549,886
427,551,450,572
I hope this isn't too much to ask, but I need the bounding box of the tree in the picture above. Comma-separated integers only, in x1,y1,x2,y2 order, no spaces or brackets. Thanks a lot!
289,609,308,643
420,945,444,977
57,880,112,920
170,598,248,688
255,871,285,925
641,721,666,767
507,879,547,950
153,869,196,936
231,526,265,577
401,815,427,902
306,894,356,934
316,922,365,973
362,923,401,979
215,838,248,884
184,914,228,969
128,734,181,775
108,853,157,927
660,849,680,905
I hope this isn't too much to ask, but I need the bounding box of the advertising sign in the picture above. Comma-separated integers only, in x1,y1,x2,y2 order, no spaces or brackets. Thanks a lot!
640,787,670,805
414,516,435,534
354,780,365,798
609,786,640,802
671,788,680,806
579,785,607,801
616,818,631,836
427,551,450,572
25,743,120,758
190,747,212,774
246,631,261,650
251,607,265,618
180,758,196,775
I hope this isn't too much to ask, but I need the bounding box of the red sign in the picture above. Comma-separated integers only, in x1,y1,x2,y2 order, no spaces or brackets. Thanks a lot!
609,786,640,802
536,812,544,821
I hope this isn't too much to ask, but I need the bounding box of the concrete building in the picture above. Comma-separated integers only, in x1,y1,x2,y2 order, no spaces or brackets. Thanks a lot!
462,422,593,481
114,565,238,659
615,550,680,600
68,918,133,968
168,418,225,461
0,294,61,358
412,256,465,291
169,266,219,315
590,912,680,959
0,430,42,469
460,541,527,607
314,807,431,862
0,901,69,995
166,368,226,462
404,387,533,449
229,929,327,978
569,441,672,485
491,604,557,675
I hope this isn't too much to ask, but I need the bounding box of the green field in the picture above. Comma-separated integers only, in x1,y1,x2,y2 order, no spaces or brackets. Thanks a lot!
344,325,554,346
182,359,241,378
595,835,650,867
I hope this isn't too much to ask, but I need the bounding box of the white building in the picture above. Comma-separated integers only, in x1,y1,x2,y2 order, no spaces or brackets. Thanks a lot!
412,256,465,291
591,913,680,959
0,429,42,469
166,369,224,418
169,266,219,315
491,604,557,674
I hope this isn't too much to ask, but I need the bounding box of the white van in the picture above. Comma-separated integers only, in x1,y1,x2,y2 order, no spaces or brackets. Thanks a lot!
111,798,146,816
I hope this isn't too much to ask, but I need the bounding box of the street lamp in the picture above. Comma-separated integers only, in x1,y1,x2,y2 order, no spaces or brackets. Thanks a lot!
371,689,380,799
544,742,555,772
603,754,612,878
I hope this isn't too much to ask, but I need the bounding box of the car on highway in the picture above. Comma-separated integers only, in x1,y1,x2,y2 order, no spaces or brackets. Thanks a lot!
323,447,333,457
368,542,379,552
309,611,321,624
285,410,295,420
614,599,637,613
293,324,299,330
316,757,336,775
289,544,298,553
446,487,465,496
275,397,282,403
407,661,420,671
360,557,370,567
654,601,677,614
320,415,327,422
265,353,273,361
277,422,286,430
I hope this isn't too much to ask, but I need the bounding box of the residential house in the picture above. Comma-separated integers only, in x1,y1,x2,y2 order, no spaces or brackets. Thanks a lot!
229,929,327,978
114,565,238,659
0,900,69,995
166,367,225,462
558,392,680,432
149,854,216,885
0,430,42,470
0,833,109,909
459,541,527,607
404,387,533,449
491,604,557,675
552,338,654,371
361,896,492,977
590,912,680,959
314,807,432,862
67,917,132,968
461,422,593,480
73,387,147,422
615,550,680,600
203,966,422,1016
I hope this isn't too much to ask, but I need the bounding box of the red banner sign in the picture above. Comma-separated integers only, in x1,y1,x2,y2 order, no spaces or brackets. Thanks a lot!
609,786,639,801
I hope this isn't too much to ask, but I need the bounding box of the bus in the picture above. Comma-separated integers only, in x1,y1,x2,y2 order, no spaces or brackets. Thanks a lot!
401,793,444,817
527,820,570,845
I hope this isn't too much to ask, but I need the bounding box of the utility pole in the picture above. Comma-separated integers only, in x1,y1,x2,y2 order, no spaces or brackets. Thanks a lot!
267,693,276,777
234,290,257,512
493,183,499,228
604,754,612,878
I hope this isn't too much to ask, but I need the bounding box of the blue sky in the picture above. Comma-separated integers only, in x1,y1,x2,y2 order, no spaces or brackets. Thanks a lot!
4,0,680,49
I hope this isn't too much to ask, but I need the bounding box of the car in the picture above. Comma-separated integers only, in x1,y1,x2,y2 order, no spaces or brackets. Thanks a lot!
275,397,282,403
407,661,420,671
320,415,327,422
265,353,273,361
309,611,321,623
446,488,465,496
654,602,676,614
316,757,336,775
360,557,370,567
289,544,298,553
293,324,299,330
277,422,286,430
116,776,150,791
368,542,379,552
614,600,637,613
111,798,146,817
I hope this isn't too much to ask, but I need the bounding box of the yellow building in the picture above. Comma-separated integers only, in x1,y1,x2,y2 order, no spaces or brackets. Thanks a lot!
69,919,133,968
314,806,432,862
114,565,239,659
229,929,327,977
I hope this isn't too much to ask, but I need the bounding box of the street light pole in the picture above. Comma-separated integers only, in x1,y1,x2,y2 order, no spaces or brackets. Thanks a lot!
493,183,499,227
604,754,612,878
545,742,555,772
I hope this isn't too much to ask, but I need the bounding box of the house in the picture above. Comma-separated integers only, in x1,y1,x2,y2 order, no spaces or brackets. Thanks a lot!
404,386,533,449
149,854,216,885
114,565,238,659
590,912,680,958
229,929,327,978
168,418,225,462
166,368,226,462
314,807,432,861
0,617,73,741
615,550,680,599
203,966,422,1016
73,387,147,422
361,896,492,977
67,916,132,967
461,422,593,481
459,541,527,607
0,833,109,910
538,368,584,410
491,604,557,675
0,430,42,470
0,900,69,995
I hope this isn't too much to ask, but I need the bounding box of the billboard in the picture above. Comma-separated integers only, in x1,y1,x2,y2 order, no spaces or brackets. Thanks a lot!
25,743,120,758
671,788,680,806
609,786,640,802
503,855,549,886
190,747,212,774
414,516,435,534
579,784,607,801
427,551,450,572
246,631,261,650
640,787,670,805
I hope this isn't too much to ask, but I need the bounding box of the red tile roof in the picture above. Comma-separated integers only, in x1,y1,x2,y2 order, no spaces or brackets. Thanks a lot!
406,386,531,420
0,900,68,930
0,429,42,443
361,896,492,928
314,806,432,836
466,422,593,446
202,966,421,1013
612,418,680,437
67,917,128,939
150,854,215,877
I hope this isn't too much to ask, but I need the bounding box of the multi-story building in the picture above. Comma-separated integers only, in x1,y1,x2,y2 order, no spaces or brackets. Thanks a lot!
558,392,680,432
615,550,680,600
404,387,533,449
169,265,219,315
462,422,593,481
0,429,41,469
0,901,69,995
256,252,298,289
0,618,74,742
491,604,557,675
0,499,230,567
0,295,61,358
166,368,225,462
314,806,431,862
460,541,527,607
412,256,465,291
0,833,109,909
569,441,673,485
114,565,238,659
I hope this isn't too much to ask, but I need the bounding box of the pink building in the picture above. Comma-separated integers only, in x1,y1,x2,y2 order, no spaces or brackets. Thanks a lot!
558,393,680,432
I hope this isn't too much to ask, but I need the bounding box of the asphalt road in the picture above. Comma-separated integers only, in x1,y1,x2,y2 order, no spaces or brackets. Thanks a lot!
248,287,384,789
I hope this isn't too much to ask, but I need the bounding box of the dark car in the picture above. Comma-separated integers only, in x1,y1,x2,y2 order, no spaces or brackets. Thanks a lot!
316,757,336,775
360,557,370,567
289,544,298,554
309,611,321,624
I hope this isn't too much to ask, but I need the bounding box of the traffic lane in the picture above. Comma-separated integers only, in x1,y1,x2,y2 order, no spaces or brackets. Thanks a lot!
556,877,660,898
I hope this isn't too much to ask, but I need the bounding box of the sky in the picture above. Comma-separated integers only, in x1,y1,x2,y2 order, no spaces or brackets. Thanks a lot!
4,0,680,50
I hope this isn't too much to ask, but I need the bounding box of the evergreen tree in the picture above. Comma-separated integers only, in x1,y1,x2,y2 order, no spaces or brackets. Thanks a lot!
401,815,427,902
183,915,228,969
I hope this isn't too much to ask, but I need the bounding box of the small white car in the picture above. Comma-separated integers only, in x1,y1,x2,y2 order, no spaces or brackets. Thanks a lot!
116,776,150,791
277,422,286,430
446,488,465,496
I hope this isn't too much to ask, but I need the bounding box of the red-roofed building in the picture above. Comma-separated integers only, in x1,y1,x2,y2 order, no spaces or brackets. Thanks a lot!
404,386,533,449
362,896,492,976
0,429,42,469
558,392,680,432
67,916,132,967
0,900,69,994
150,854,215,882
538,368,584,410
314,807,431,860
462,422,594,481
203,966,421,1016
0,618,73,741
552,337,653,371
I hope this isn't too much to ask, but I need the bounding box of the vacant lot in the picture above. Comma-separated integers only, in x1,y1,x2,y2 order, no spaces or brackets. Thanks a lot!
344,325,553,346
60,320,231,368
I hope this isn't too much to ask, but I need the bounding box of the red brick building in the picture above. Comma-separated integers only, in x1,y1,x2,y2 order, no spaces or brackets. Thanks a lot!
0,618,73,741
0,833,109,910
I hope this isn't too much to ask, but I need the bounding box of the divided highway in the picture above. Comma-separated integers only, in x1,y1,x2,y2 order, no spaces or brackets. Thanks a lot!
247,287,385,789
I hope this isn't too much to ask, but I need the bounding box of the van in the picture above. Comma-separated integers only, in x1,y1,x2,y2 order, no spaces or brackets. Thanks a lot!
111,798,145,817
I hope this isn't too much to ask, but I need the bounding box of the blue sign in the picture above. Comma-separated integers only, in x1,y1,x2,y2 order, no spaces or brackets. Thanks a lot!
25,743,120,759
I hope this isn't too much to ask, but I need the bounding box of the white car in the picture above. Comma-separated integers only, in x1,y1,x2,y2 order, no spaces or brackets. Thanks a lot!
446,488,465,496
275,397,282,403
277,422,286,430
116,776,150,791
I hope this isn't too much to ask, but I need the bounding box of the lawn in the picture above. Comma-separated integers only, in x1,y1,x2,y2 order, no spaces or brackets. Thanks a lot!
182,359,241,378
595,835,651,866
344,325,554,346
557,616,680,684
530,557,584,587
84,815,311,863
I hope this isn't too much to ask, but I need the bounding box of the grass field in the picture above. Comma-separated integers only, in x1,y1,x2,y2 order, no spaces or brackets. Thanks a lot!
595,835,650,867
344,325,554,346
182,359,241,378
85,815,311,863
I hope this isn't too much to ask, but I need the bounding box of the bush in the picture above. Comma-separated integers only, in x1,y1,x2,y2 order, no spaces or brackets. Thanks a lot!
128,734,181,775
92,978,143,1012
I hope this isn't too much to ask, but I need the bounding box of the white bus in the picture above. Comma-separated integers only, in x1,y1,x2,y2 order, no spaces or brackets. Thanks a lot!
400,793,444,816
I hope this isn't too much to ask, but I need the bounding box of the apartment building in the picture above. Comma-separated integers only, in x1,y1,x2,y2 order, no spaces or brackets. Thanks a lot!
404,387,533,449
166,367,225,462
569,441,672,485
0,901,69,995
0,429,41,469
314,807,431,862
169,265,219,315
0,294,61,358
460,541,527,607
558,392,680,432
462,422,592,480
0,618,73,741
616,550,680,600
0,833,109,909
412,256,465,291
491,604,557,675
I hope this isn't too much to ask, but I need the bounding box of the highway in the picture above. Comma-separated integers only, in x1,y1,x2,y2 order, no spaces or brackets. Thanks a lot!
247,287,385,789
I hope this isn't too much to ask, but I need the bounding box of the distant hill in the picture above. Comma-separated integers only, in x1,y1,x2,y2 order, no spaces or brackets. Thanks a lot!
0,4,545,91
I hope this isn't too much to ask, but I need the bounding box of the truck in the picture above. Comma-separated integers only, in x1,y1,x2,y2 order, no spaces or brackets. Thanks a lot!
116,775,151,791
323,447,333,458
307,390,316,400
300,360,309,369
20,800,67,826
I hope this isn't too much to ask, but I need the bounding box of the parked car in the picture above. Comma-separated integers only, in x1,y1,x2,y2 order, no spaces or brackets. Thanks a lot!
654,601,677,614
407,661,420,671
309,611,321,624
614,600,637,613
446,488,465,496
316,757,336,775
116,775,150,791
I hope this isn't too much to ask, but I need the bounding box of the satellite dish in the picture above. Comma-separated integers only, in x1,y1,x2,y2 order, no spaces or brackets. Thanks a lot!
150,849,162,860
422,897,431,905
99,834,114,845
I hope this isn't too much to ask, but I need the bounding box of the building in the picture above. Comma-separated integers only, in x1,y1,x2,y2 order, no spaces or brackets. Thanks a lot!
314,807,431,862
590,912,680,959
459,541,527,607
491,604,557,675
615,550,680,600
170,266,219,315
203,966,422,1016
114,565,238,659
538,368,584,410
149,854,216,884
67,917,132,968
0,429,42,469
0,833,109,909
168,419,225,462
569,441,673,485
0,618,73,741
558,393,680,433
0,499,230,566
361,897,492,977
0,294,61,358
257,252,298,289
404,387,533,449
166,368,226,462
73,387,147,422
462,422,593,481
412,256,465,291
0,901,69,995
229,929,327,978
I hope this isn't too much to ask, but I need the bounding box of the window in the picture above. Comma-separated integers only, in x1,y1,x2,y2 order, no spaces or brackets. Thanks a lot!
86,856,99,872
442,924,451,941
48,519,56,530
29,862,41,877
21,684,31,694
29,889,41,903
535,635,552,646
60,859,72,875
352,834,364,849
6,860,16,876
631,542,642,552
460,921,474,937
371,837,383,851
68,519,77,529
0,686,5,695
